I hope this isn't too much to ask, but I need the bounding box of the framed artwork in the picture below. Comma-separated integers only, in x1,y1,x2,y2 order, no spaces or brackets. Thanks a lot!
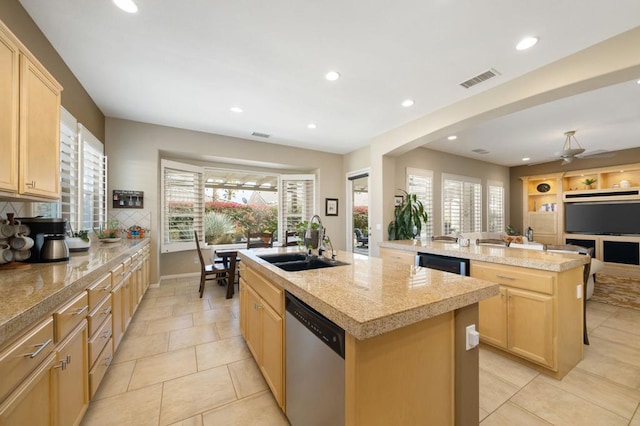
325,198,338,216
394,195,404,206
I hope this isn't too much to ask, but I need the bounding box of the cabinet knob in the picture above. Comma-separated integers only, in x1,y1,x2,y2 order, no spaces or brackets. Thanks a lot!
53,360,67,371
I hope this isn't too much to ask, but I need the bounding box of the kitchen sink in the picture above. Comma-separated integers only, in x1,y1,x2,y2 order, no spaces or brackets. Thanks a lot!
258,253,349,271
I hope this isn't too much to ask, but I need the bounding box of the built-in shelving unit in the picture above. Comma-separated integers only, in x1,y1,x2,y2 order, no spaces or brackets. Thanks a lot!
521,173,563,245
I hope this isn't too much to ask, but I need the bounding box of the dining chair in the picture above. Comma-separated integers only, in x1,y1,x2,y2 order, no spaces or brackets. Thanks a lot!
431,236,458,242
194,231,237,299
546,244,593,345
284,230,298,247
475,238,510,247
246,231,274,249
354,228,369,247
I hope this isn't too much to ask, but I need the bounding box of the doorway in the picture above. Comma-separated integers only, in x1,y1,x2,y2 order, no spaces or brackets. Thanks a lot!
346,170,370,256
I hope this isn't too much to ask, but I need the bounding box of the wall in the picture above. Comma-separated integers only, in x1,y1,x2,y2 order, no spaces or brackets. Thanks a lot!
105,118,345,282
509,147,640,232
395,148,510,236
0,0,104,140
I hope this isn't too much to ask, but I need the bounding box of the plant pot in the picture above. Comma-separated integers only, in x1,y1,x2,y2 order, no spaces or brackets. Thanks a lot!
304,230,320,249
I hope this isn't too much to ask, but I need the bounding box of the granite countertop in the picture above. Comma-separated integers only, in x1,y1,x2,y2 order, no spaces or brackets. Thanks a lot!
239,248,499,340
379,240,589,272
0,238,149,347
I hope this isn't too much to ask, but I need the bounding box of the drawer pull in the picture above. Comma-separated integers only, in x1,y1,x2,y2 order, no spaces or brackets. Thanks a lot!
24,338,52,359
103,355,113,367
101,284,111,291
496,274,516,281
102,306,112,316
72,306,89,316
102,329,112,340
53,360,67,370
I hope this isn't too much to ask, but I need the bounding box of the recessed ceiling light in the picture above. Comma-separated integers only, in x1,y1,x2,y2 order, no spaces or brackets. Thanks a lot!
447,135,457,141
637,80,640,84
325,71,340,81
113,0,138,13
522,157,530,161
401,99,415,108
307,123,317,129
516,36,539,51
230,106,243,113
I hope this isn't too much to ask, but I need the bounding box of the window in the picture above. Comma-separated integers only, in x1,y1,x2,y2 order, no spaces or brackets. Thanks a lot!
78,124,107,231
278,174,315,242
487,181,505,233
161,160,204,252
442,173,482,235
406,168,433,239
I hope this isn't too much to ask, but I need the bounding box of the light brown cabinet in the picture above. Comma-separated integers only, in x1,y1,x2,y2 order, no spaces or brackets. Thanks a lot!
0,20,62,200
240,267,284,408
521,174,563,245
379,247,417,265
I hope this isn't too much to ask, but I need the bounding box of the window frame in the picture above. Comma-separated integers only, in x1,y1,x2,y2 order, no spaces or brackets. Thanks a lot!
406,167,434,240
487,180,505,233
441,173,482,235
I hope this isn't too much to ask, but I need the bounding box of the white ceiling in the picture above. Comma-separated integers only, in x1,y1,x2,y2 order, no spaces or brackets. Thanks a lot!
18,0,640,164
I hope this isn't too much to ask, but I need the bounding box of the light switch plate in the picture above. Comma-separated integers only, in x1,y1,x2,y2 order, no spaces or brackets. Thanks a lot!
576,284,583,299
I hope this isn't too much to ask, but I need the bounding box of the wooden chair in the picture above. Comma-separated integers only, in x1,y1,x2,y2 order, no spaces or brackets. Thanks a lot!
546,244,593,345
475,238,510,247
284,230,298,247
431,235,458,242
246,231,274,249
194,231,237,299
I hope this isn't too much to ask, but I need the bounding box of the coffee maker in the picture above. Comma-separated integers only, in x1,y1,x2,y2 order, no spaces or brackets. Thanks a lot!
17,217,69,263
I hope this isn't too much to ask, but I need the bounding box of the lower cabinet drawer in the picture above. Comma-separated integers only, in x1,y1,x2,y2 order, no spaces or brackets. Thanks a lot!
88,314,113,368
471,261,555,295
0,317,54,402
54,292,89,342
89,340,113,399
88,296,112,337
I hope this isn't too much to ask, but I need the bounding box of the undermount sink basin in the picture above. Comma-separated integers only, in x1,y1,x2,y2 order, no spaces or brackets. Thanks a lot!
258,253,349,271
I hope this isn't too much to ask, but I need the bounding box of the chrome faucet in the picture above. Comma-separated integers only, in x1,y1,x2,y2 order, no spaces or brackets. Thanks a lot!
323,234,336,260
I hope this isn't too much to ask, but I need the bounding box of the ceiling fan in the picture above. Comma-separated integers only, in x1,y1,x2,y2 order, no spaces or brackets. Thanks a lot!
553,130,613,165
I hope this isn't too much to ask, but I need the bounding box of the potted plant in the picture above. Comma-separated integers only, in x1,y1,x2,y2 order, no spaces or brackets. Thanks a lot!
387,190,428,240
581,178,597,189
66,229,91,252
93,219,121,240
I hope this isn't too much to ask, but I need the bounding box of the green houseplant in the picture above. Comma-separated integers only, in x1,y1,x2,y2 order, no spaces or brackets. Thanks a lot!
387,190,428,240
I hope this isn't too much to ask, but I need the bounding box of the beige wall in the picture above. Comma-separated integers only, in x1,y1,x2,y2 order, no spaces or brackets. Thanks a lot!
0,0,105,140
509,147,640,232
395,148,510,236
105,118,345,281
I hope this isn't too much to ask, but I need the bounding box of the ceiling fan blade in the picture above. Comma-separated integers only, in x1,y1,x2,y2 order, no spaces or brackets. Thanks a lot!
578,149,615,159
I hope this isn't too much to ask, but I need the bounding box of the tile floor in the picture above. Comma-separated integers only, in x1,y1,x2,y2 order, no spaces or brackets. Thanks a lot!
81,276,640,425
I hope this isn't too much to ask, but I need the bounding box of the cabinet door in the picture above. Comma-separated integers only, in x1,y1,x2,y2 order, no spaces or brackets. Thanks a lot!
122,272,133,331
18,55,61,199
478,287,507,349
54,321,88,426
245,285,262,362
0,352,55,426
111,281,124,352
379,248,416,265
507,288,554,368
260,302,284,408
0,28,19,193
239,279,247,339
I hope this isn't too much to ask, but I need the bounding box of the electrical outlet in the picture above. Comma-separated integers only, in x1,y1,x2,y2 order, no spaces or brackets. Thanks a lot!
466,324,480,350
576,284,582,299
193,257,199,264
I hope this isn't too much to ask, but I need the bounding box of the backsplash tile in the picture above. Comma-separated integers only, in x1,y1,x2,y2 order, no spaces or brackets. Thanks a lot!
0,202,27,218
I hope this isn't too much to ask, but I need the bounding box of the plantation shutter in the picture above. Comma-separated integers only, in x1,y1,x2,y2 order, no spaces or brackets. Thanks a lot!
161,159,205,252
442,174,482,235
278,174,316,243
406,168,433,239
78,124,107,231
59,107,78,227
487,181,505,233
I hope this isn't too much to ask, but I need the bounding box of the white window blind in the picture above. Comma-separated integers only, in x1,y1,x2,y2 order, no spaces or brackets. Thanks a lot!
78,124,106,231
406,167,433,239
487,181,505,233
161,160,204,252
278,174,315,243
442,174,482,235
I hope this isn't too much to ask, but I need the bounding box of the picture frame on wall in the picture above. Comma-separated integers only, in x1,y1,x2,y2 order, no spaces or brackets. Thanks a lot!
394,195,404,206
325,198,338,216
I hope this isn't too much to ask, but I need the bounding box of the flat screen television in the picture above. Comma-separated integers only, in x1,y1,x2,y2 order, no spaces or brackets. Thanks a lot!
565,202,640,235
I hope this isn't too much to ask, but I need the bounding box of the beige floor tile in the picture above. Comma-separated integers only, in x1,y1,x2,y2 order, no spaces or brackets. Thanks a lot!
228,357,268,398
215,319,242,339
479,369,521,414
196,336,251,371
134,304,175,322
193,308,235,326
168,414,203,426
146,313,194,336
202,390,288,426
145,286,177,298
479,348,539,388
124,318,149,338
632,407,640,426
159,366,237,425
129,347,198,390
538,367,640,420
155,294,192,307
172,299,213,317
591,325,640,350
481,401,551,425
587,335,640,368
92,360,136,400
587,300,620,313
169,323,221,351
81,383,162,426
601,308,640,336
511,377,628,425
112,332,169,363
587,304,618,330
480,407,490,422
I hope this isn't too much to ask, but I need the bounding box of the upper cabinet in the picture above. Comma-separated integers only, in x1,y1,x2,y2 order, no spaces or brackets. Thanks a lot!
521,173,563,244
0,20,63,200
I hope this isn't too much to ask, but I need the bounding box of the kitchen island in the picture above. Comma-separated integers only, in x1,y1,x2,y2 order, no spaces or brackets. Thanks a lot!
239,247,500,426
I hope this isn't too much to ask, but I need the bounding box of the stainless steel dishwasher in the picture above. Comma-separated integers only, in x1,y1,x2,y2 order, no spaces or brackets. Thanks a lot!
285,291,345,426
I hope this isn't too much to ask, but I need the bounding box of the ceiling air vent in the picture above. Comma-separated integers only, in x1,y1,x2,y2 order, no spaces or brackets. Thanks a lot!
252,132,270,138
459,68,501,89
472,148,489,155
